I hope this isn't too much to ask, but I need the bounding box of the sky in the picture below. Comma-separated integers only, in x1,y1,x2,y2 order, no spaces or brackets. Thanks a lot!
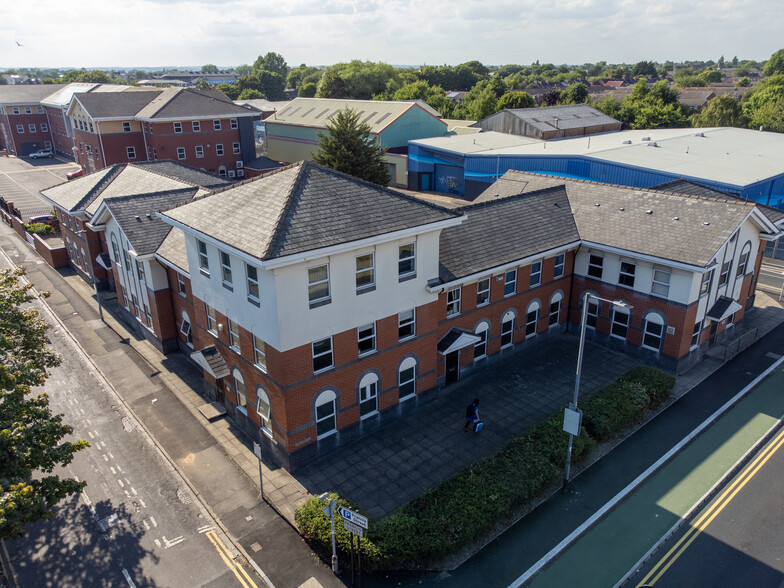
2,0,782,70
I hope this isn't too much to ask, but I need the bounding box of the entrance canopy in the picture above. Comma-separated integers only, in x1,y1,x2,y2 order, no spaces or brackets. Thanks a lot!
437,327,481,355
706,296,743,322
191,345,230,378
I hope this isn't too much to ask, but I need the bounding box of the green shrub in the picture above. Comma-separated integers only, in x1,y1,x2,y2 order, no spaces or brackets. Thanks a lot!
26,222,53,235
619,366,675,407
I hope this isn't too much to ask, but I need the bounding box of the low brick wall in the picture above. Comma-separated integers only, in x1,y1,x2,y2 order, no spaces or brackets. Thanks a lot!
33,233,69,269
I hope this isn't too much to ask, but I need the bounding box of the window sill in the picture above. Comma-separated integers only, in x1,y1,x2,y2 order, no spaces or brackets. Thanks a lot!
398,273,417,283
477,300,490,308
199,268,210,278
358,349,376,358
247,297,260,307
446,311,461,319
178,291,187,298
610,334,627,341
504,292,516,298
398,334,416,343
236,406,247,415
309,298,331,310
254,363,267,373
313,366,334,376
230,345,241,353
317,429,337,440
222,283,234,292
207,329,218,337
360,410,378,421
356,285,376,295
529,282,541,289
399,393,415,401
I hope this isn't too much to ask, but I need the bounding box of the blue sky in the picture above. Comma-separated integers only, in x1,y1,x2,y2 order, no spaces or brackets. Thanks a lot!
2,0,781,69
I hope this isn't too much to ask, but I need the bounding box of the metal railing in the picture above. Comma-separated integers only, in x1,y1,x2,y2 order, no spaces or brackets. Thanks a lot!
719,328,759,362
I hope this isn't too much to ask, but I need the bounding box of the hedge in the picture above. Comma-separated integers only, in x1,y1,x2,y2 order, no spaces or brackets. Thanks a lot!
295,366,674,569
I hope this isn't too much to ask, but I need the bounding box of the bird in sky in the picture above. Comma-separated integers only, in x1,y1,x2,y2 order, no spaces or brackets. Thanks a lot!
15,41,23,46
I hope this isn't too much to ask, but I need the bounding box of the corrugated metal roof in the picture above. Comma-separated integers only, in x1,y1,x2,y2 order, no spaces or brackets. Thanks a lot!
40,83,99,106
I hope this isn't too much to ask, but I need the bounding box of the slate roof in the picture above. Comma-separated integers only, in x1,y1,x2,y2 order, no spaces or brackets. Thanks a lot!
104,188,199,255
474,173,567,203
40,165,121,211
162,161,461,261
0,84,67,104
134,88,251,119
132,160,231,190
439,186,579,282
74,90,162,118
156,228,189,273
244,156,284,172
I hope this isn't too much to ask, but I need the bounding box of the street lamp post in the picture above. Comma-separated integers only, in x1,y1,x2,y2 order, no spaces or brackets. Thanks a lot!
319,493,339,573
563,292,632,489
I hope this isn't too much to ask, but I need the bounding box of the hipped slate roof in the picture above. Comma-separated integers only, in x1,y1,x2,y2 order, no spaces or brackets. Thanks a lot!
156,228,189,273
74,90,162,118
134,88,252,119
163,161,461,261
0,84,67,104
105,188,199,255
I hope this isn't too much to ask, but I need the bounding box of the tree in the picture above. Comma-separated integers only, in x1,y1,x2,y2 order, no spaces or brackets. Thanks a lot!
312,108,390,186
692,95,746,128
234,64,252,76
287,64,320,90
201,64,218,74
0,268,88,539
216,82,239,100
298,82,317,97
195,80,210,91
316,69,348,98
737,77,750,87
632,61,657,78
558,83,590,105
763,48,784,77
496,91,536,110
742,75,784,132
238,88,264,100
253,52,288,79
698,69,724,84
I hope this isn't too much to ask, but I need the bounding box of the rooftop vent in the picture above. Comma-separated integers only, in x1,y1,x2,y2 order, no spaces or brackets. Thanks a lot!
134,215,141,221
619,207,625,211
146,213,152,219
695,132,705,137
646,210,653,214
702,221,710,226
672,216,680,221
622,140,632,144
642,136,651,141
595,203,601,207
647,142,658,147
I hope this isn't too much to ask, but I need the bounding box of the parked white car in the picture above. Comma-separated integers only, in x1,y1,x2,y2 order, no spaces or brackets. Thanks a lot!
29,149,53,159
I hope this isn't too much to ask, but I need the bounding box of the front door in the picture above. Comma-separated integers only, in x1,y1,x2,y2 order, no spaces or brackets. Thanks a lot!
708,321,719,347
445,351,459,385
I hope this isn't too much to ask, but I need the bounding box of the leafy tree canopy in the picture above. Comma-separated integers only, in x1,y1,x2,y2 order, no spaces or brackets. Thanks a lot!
298,82,318,97
201,64,218,73
558,83,590,105
312,108,390,185
692,94,746,128
234,64,252,76
216,82,239,100
763,48,784,77
252,52,288,79
496,91,535,110
61,69,123,84
194,80,210,91
287,64,321,90
632,61,657,78
742,74,784,132
0,268,88,539
238,88,264,100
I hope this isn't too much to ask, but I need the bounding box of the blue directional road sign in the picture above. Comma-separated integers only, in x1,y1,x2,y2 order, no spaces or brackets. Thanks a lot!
336,505,368,529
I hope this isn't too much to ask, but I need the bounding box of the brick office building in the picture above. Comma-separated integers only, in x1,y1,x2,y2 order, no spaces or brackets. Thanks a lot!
0,84,66,155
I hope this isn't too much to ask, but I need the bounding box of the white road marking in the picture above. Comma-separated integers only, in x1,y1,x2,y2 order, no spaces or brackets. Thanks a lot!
139,499,146,508
116,465,124,473
124,478,131,485
150,516,158,527
143,520,150,530
124,490,131,498
198,525,215,533
87,432,94,439
122,568,137,588
102,454,108,462
93,430,100,437
163,536,185,548
130,487,137,496
80,408,85,414
117,479,124,488
154,538,161,548
110,467,116,475
86,419,92,425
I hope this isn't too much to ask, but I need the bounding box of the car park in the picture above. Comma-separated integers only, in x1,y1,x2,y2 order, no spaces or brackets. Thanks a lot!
29,149,53,159
66,169,84,180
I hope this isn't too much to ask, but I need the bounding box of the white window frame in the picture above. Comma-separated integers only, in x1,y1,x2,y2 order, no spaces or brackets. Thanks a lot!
549,295,561,326
177,146,186,160
220,251,233,290
233,141,241,154
195,145,204,159
126,146,136,160
230,118,238,129
651,266,671,298
358,323,376,356
37,106,43,114
233,369,247,414
312,337,334,374
611,308,630,340
180,313,193,347
315,390,337,438
177,272,187,296
530,260,542,287
44,141,52,150
477,278,490,306
216,143,224,156
587,299,599,329
446,287,461,317
197,239,209,274
136,259,146,282
554,253,565,278
691,321,701,348
228,319,240,351
174,121,182,133
206,304,218,335
192,120,201,132
398,357,417,400
642,316,664,351
213,119,221,130
718,260,732,287
619,260,636,288
525,305,539,337
588,254,603,279
355,253,375,292
501,311,515,348
700,269,714,296
246,264,260,305
28,123,36,133
359,373,379,419
474,323,489,359
122,121,131,133
737,246,751,276
398,309,415,341
398,243,416,279
253,335,267,371
256,387,272,435
504,269,517,297
16,124,23,133
41,123,49,133
24,107,32,114
307,264,330,305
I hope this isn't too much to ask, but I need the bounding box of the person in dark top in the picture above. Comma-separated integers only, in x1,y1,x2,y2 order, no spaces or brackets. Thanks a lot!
464,398,480,431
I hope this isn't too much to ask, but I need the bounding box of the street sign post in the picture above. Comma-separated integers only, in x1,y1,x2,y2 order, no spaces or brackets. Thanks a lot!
336,506,368,529
342,519,365,537
563,404,583,436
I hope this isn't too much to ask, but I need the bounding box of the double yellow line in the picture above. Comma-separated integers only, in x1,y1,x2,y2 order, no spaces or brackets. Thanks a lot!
637,424,784,586
205,529,258,588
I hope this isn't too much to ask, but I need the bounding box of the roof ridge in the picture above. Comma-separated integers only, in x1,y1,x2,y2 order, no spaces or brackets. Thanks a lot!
128,161,202,189
263,162,309,260
74,164,127,211
103,186,199,207
460,185,567,212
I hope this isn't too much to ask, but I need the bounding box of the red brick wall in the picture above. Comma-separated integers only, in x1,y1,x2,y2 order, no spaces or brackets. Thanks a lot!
3,111,52,154
146,118,245,174
95,132,147,167
148,286,177,341
72,129,104,171
43,106,74,158
166,267,195,348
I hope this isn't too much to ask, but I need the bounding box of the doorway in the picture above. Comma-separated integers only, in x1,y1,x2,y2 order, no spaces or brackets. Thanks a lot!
445,351,459,385
708,321,718,347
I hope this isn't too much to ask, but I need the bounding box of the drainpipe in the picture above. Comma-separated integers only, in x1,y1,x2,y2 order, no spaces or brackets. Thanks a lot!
140,120,150,161
96,120,108,168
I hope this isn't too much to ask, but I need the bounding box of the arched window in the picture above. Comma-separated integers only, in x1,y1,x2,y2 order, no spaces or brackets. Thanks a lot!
501,310,515,348
232,368,247,414
525,301,540,337
549,292,563,326
474,321,490,360
180,309,193,347
315,389,337,438
218,165,227,178
256,386,272,436
642,312,665,351
398,357,417,400
358,372,379,418
737,242,752,276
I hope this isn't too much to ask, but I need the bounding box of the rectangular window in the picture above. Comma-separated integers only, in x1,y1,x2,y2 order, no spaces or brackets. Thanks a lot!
41,123,49,132
12,107,19,114
476,278,490,306
246,264,260,305
691,321,701,348
213,119,221,130
530,261,542,287
216,143,224,156
220,251,232,289
718,260,731,287
700,269,714,296
174,122,182,133
643,320,663,350
29,124,36,133
177,146,186,160
192,120,201,132
355,253,375,292
180,317,193,346
611,310,629,339
253,336,267,371
398,243,416,278
24,107,32,114
398,309,415,341
233,142,240,154
358,323,376,355
587,300,598,328
588,254,603,279
549,299,561,326
135,259,146,282
195,145,204,158
89,121,93,133
126,146,136,160
122,121,131,133
177,272,187,296
504,269,517,297
16,124,24,133
446,288,461,317
206,304,218,334
235,376,247,414
228,319,240,350
554,254,565,278
737,250,750,276
474,329,487,359
651,266,671,297
359,379,378,418
230,118,238,129
312,337,333,373
37,106,44,114
501,316,514,347
257,394,271,433
526,308,538,336
308,265,330,305
44,141,52,149
619,260,636,287
197,240,209,273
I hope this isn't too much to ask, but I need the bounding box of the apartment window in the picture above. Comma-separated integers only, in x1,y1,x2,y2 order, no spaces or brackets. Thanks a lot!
718,260,732,287
530,260,542,287
256,387,272,434
177,146,186,160
41,123,48,132
180,313,193,346
737,246,751,276
124,250,133,272
205,304,218,334
525,303,539,337
24,106,32,115
174,122,182,133
315,390,337,438
228,319,240,350
233,369,247,414
477,278,490,306
398,309,415,341
16,124,23,133
308,265,330,305
44,141,52,149
501,311,515,348
474,323,489,359
549,294,562,326
86,145,92,155
355,253,375,292
122,121,131,133
587,299,599,328
192,120,201,132
611,308,630,339
143,304,152,328
37,106,44,114
89,121,93,133
218,166,227,178
642,316,664,351
504,269,517,297
195,145,204,159
12,108,19,114
126,146,136,160
398,357,417,399
619,261,636,287
197,240,209,273
359,373,379,418
312,337,333,373
446,288,461,317
246,264,260,305
253,336,267,371
358,323,376,355
588,254,603,279
691,321,701,348
220,251,233,289
700,269,714,296
398,243,416,278
135,259,146,282
230,118,238,129
236,161,244,169
216,143,224,156
651,266,671,297
209,119,220,131
233,142,240,154
177,273,187,296
554,254,565,278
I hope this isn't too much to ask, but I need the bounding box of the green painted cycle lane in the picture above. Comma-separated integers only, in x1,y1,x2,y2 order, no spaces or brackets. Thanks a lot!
527,367,784,588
